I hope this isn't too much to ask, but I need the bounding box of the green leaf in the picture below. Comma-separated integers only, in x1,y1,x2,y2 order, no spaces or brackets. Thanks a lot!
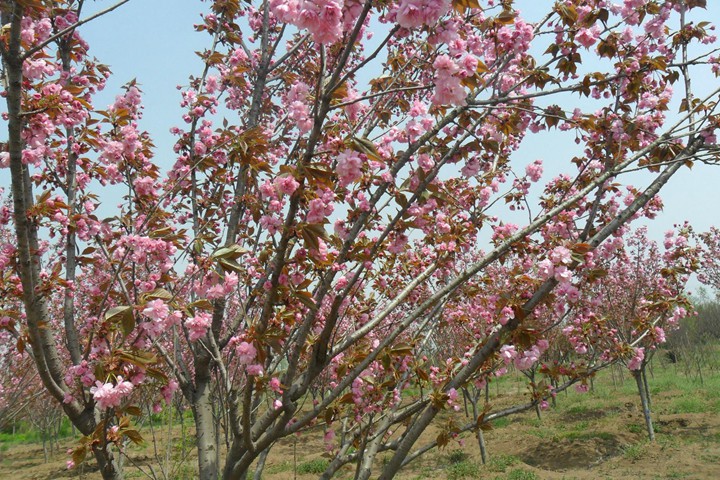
143,288,173,301
124,405,142,417
71,445,87,467
104,306,134,336
349,136,382,162
452,0,480,14
218,258,244,273
213,244,250,260
123,428,145,445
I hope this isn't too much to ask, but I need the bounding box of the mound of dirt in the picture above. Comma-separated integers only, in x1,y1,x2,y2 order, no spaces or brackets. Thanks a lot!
521,435,623,471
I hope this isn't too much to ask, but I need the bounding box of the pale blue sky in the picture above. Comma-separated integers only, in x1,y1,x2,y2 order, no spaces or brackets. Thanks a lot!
7,1,720,291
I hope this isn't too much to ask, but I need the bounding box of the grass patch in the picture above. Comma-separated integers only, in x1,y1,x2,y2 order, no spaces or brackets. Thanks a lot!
565,404,592,415
447,460,481,479
622,442,648,461
0,431,38,445
446,449,469,464
669,397,708,414
572,420,590,431
700,453,720,464
492,417,511,428
626,423,644,434
524,418,543,428
505,468,540,480
265,461,292,474
297,459,329,475
664,472,690,479
561,431,615,442
485,454,520,473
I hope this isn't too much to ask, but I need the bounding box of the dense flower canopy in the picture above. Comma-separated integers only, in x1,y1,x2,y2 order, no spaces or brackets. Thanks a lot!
1,0,719,479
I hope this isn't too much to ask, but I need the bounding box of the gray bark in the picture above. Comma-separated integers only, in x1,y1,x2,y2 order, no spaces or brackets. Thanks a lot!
633,368,655,442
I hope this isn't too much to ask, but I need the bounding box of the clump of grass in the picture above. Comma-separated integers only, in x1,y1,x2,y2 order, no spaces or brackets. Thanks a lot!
447,460,481,479
446,449,469,464
0,431,37,445
265,461,292,474
485,454,520,473
565,404,592,416
524,418,543,428
670,397,708,414
572,420,590,431
297,458,329,475
505,468,540,480
622,442,648,461
561,431,615,442
493,417,511,428
626,423,643,434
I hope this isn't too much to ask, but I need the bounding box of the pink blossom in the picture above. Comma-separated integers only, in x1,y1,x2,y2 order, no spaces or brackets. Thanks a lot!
336,149,363,186
550,246,573,265
499,345,516,364
185,312,211,341
294,0,344,44
269,377,283,393
395,0,450,28
142,299,169,322
161,380,179,404
236,341,257,364
307,198,331,223
90,376,134,410
575,25,601,48
627,347,645,371
525,160,543,182
275,175,299,196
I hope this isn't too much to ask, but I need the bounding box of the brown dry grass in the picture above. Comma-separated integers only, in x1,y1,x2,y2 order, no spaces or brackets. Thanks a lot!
1,361,719,479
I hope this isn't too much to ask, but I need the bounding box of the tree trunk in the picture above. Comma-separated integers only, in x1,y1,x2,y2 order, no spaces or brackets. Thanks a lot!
253,448,270,480
633,368,655,441
476,428,488,465
193,381,218,480
92,444,122,480
641,365,652,410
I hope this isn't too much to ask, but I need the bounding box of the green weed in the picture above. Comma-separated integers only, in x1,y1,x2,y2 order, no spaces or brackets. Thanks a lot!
265,461,292,474
492,417,511,428
670,397,708,414
447,460,481,479
505,468,540,480
622,442,648,461
485,454,520,473
626,423,643,434
446,449,469,464
297,458,329,475
561,431,615,442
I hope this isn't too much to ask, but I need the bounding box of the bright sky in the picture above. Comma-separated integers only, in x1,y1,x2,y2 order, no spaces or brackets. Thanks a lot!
8,1,720,292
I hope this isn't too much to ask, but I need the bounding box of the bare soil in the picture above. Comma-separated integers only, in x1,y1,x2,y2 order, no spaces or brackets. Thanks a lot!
2,375,719,479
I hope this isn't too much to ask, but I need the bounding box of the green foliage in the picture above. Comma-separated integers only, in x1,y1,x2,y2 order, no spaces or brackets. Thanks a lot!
297,458,329,475
265,461,292,474
446,449,469,464
492,417,511,428
626,423,644,434
669,396,709,414
565,404,592,416
485,454,520,473
169,464,197,480
560,431,615,442
622,442,648,461
505,468,540,480
446,460,481,479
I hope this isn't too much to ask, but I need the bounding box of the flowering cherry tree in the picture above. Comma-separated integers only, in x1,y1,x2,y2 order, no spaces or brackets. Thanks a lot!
2,1,720,479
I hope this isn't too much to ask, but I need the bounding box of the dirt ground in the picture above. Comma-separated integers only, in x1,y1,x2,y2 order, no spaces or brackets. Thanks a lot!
2,369,719,479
